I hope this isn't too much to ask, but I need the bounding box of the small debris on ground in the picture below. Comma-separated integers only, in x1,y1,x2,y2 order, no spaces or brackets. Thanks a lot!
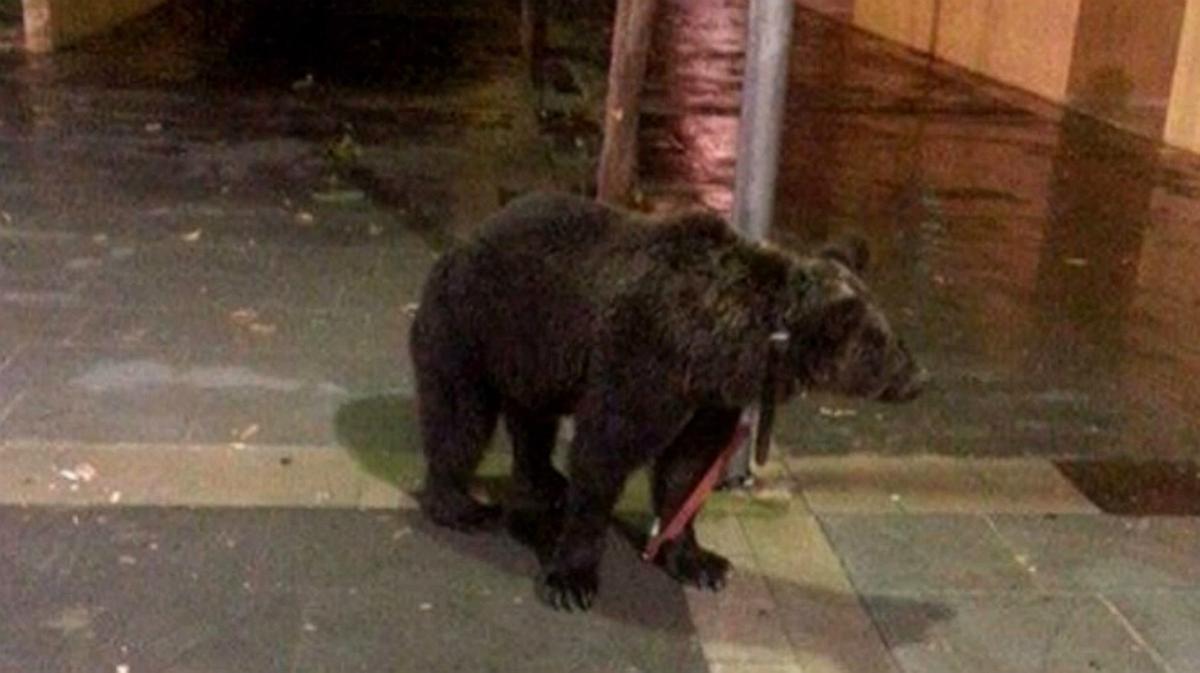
402,303,420,317
59,463,98,483
236,424,260,441
295,211,316,226
1063,257,1089,267
818,406,857,419
181,229,202,243
144,122,163,133
229,308,259,325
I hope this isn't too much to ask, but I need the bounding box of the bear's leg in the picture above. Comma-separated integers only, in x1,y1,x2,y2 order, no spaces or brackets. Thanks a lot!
417,365,502,532
651,407,741,591
504,407,566,508
538,391,693,611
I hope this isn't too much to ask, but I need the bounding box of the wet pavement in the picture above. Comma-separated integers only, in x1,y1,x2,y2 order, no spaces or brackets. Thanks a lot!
2,0,1200,671
640,2,1200,463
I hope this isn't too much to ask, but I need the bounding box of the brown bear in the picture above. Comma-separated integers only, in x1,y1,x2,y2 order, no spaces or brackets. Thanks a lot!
409,191,925,610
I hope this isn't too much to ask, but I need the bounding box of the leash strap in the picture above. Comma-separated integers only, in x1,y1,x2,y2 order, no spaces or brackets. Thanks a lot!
641,418,752,562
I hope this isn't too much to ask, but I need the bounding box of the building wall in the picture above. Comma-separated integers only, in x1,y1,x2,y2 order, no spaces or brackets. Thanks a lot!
842,0,1200,153
852,0,1083,101
21,0,169,52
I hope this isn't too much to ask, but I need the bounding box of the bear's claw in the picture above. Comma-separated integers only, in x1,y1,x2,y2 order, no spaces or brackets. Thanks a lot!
537,567,599,611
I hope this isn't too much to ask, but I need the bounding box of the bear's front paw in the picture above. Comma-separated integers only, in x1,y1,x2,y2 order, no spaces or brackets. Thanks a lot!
537,565,599,612
660,541,731,591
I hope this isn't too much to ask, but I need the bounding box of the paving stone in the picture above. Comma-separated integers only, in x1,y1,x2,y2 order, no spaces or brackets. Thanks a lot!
819,515,1035,595
989,515,1200,591
0,304,89,351
1105,592,1200,673
71,306,410,359
870,594,1163,673
789,457,1097,515
686,569,795,665
740,512,901,673
0,508,707,673
0,441,411,509
694,514,755,561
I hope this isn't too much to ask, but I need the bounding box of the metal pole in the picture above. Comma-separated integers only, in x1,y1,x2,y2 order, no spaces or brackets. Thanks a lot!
725,0,794,484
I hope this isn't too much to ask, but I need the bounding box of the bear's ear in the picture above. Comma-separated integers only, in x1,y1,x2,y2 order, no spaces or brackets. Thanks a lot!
817,234,870,274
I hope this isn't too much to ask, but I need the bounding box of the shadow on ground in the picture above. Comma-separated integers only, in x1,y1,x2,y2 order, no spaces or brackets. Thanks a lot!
333,394,954,662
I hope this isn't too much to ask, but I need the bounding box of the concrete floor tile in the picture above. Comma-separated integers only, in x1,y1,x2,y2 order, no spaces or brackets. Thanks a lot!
0,304,89,351
708,664,805,673
0,346,195,443
695,514,754,560
972,459,1099,514
1105,592,1200,673
738,511,902,673
687,570,796,664
871,594,1164,673
2,387,196,444
183,388,349,447
819,515,1036,595
789,457,1099,515
0,508,706,672
0,442,410,508
789,456,989,514
990,515,1200,591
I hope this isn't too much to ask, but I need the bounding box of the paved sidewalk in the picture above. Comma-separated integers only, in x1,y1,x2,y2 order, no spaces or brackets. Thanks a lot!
3,448,1199,672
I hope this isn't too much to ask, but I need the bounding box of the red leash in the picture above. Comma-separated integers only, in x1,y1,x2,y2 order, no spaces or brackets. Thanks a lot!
641,419,752,562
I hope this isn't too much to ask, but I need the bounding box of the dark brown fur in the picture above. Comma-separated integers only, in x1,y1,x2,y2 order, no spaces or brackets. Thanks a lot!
410,192,924,610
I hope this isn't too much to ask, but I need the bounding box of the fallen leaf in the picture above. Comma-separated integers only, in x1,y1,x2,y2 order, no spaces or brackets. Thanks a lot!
181,229,202,243
229,308,259,325
59,463,98,483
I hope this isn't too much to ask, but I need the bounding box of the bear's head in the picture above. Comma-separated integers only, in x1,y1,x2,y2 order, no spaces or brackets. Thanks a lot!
782,238,927,403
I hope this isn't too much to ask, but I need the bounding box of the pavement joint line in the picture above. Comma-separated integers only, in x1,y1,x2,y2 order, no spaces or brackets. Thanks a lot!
982,512,1048,592
806,509,909,673
0,389,25,429
1096,593,1179,673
